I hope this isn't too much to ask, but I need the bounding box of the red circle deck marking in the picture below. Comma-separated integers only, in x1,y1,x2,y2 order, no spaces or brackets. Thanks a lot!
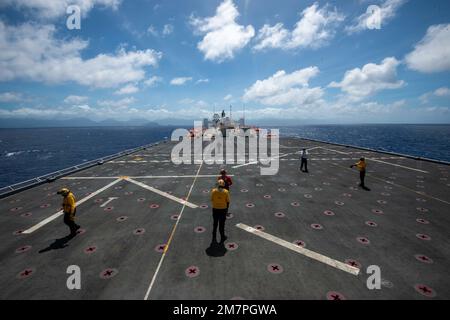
304,194,312,199
416,218,430,225
293,240,306,247
372,209,384,214
200,204,208,209
323,210,335,216
365,221,378,227
414,254,433,264
345,259,362,269
381,279,394,288
17,268,35,279
326,291,346,300
194,226,206,233
264,195,272,199
246,203,255,208
171,214,179,221
185,266,200,278
155,244,166,253
21,212,32,218
342,193,352,198
241,189,248,193
13,230,24,236
267,263,283,274
226,213,234,219
274,212,285,218
116,216,128,222
133,228,145,235
100,268,118,279
104,206,114,212
149,204,160,209
416,233,431,241
226,242,238,251
416,207,429,213
311,223,323,230
137,198,146,202
357,237,370,245
15,245,32,254
335,201,344,206
76,228,86,235
414,284,436,298
84,246,97,254
254,225,265,231
291,202,300,207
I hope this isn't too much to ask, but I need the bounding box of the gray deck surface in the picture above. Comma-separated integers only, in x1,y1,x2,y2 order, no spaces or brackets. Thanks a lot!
0,137,449,300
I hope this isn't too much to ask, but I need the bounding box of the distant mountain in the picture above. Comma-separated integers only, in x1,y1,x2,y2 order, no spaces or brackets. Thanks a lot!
0,117,161,128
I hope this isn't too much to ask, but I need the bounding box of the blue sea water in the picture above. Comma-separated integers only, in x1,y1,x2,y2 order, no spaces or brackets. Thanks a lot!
0,124,449,188
0,126,177,188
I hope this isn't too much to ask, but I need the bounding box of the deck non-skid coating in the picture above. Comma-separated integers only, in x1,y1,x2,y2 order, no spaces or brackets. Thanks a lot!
0,138,449,300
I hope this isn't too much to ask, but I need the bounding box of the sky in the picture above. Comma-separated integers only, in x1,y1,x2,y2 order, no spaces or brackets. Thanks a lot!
0,0,449,125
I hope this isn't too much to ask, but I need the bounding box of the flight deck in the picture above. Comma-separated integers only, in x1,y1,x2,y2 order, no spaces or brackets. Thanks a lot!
0,137,449,300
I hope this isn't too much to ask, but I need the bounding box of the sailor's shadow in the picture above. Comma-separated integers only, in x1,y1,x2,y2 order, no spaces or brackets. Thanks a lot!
39,234,75,253
205,241,227,257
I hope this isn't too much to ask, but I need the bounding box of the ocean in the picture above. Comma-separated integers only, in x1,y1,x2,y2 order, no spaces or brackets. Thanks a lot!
1,124,449,188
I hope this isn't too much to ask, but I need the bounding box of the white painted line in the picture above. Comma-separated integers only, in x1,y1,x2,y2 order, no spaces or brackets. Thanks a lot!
232,153,290,169
62,177,118,180
144,163,204,300
319,147,349,155
367,158,429,174
100,197,118,208
236,223,360,276
22,178,122,234
131,175,234,179
125,178,198,209
63,175,234,180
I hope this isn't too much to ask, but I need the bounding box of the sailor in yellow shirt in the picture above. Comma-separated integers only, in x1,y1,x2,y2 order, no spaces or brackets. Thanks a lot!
57,188,81,236
350,158,370,190
211,179,230,243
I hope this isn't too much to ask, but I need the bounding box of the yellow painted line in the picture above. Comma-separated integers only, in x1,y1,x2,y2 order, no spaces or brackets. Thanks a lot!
144,163,204,300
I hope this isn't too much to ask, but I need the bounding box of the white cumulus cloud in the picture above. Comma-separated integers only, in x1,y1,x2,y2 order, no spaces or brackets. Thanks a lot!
346,0,407,34
254,3,344,51
0,22,162,88
115,84,139,95
405,24,450,73
64,95,89,104
0,92,23,102
190,0,255,63
243,67,324,108
170,77,193,86
329,57,405,100
0,0,122,19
